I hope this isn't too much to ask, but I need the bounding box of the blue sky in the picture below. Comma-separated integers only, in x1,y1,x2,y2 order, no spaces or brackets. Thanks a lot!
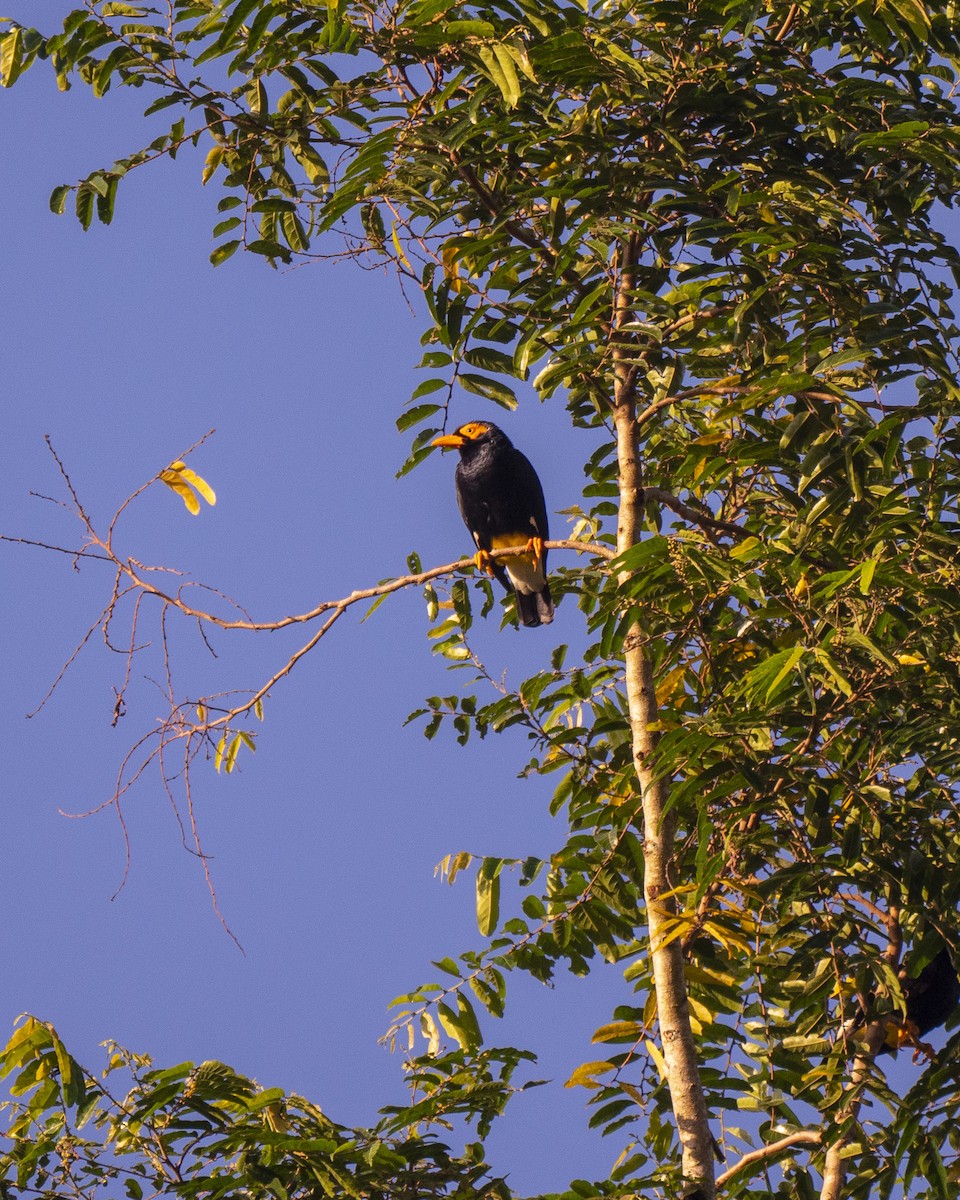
1,5,624,1190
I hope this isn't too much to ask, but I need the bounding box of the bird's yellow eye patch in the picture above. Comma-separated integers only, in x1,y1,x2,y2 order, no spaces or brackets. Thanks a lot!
458,421,492,440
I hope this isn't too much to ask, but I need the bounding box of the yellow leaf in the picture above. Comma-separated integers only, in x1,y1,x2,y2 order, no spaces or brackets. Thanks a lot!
643,989,657,1026
702,919,754,955
420,1012,440,1057
201,145,223,185
650,913,695,951
897,653,926,666
177,466,216,506
564,1060,616,1089
655,663,688,706
644,1039,668,1081
685,963,738,989
441,243,467,293
159,460,216,515
390,222,412,270
2,1016,41,1059
437,851,472,884
224,733,242,773
263,1102,289,1134
0,28,22,88
476,869,500,937
159,468,201,515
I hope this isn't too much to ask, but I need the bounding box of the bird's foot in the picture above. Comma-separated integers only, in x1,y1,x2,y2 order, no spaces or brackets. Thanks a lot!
523,535,544,568
911,1038,937,1063
474,549,497,577
893,1020,936,1062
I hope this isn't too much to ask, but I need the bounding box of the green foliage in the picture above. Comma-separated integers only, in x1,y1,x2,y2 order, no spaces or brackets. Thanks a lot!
0,1016,509,1200
7,0,960,1195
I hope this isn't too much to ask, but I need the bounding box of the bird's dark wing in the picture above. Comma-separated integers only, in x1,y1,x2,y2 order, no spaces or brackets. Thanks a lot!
499,447,549,542
454,462,513,590
491,449,553,626
904,948,960,1036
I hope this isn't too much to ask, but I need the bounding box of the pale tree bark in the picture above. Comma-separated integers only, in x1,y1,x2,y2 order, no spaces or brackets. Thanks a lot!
821,914,899,1200
819,1049,875,1200
612,236,716,1199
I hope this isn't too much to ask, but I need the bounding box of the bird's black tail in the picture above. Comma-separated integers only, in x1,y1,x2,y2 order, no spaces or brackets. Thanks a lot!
515,585,554,628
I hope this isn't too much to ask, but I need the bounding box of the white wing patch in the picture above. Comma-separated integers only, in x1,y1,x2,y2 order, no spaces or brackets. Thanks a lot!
504,555,545,595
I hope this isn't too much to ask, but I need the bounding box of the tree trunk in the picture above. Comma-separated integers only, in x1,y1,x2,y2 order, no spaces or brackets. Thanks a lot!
612,243,716,1198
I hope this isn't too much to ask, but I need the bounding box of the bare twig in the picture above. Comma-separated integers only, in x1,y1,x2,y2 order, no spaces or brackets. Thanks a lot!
8,438,616,931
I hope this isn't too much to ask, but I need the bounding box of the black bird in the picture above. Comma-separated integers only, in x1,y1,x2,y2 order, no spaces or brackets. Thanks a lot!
878,947,960,1056
432,421,554,628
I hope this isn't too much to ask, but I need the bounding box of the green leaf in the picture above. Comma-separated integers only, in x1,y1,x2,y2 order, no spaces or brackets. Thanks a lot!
213,216,242,238
210,239,241,266
456,372,517,409
49,184,71,215
741,645,807,706
437,995,482,1050
50,1029,85,1109
397,402,441,432
591,1021,645,1043
75,185,95,231
476,862,500,936
477,45,520,108
362,592,390,621
858,557,878,595
96,174,119,225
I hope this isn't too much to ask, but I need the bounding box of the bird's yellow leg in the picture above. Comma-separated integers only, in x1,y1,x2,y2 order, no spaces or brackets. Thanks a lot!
896,1020,936,1062
523,536,545,569
887,1019,934,1062
911,1039,936,1063
474,549,497,576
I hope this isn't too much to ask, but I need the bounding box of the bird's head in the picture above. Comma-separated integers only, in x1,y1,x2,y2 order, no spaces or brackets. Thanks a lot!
431,421,508,454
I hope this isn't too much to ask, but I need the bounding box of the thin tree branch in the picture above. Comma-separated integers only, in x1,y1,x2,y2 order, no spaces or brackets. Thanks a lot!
0,535,113,562
716,1130,821,1187
118,540,612,632
644,487,749,543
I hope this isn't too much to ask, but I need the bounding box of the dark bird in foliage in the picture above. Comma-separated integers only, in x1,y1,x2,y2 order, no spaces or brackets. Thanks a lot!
431,421,554,628
876,947,960,1058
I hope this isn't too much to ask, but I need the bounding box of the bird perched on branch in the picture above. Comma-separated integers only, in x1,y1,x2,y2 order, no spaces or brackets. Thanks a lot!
431,421,554,628
877,946,960,1058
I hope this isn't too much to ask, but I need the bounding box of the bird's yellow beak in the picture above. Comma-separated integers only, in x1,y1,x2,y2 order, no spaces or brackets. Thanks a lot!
431,433,465,449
